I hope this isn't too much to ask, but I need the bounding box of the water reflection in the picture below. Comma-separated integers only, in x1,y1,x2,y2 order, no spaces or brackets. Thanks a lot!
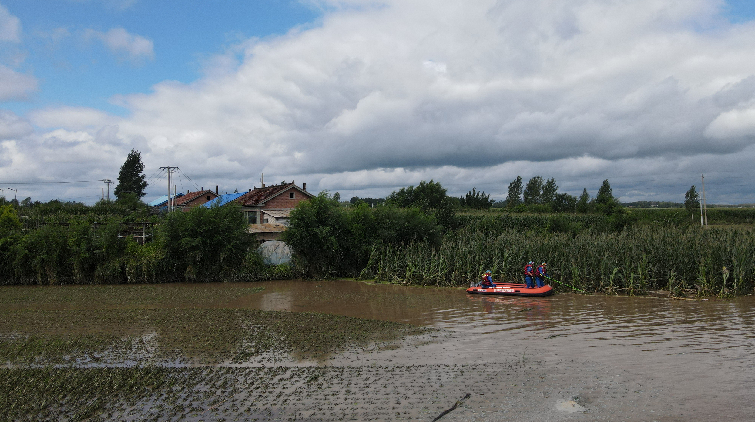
5,279,755,362
242,280,755,360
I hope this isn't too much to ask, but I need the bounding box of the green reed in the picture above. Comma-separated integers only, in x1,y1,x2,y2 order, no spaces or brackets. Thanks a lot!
366,225,755,296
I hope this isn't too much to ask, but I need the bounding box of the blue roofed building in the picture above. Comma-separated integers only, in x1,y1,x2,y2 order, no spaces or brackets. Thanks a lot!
148,193,184,210
202,192,247,208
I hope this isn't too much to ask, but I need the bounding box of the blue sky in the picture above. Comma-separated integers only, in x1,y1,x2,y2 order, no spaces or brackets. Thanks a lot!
2,0,755,204
3,0,321,115
725,0,755,22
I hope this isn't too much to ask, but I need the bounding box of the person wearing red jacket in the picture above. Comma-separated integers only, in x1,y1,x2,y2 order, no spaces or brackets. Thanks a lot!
524,261,534,288
535,262,547,288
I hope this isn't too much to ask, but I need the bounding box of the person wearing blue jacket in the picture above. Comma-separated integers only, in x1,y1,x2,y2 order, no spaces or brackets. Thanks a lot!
480,270,495,288
535,262,547,288
524,261,535,288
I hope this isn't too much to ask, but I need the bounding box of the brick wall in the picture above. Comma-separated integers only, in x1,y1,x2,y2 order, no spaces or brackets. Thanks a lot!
263,189,309,209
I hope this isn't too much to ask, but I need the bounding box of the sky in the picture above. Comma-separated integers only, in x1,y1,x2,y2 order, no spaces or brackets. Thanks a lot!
1,0,755,205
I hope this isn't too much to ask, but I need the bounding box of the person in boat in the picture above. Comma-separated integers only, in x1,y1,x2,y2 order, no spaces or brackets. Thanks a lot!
535,262,547,288
480,270,495,288
524,261,535,288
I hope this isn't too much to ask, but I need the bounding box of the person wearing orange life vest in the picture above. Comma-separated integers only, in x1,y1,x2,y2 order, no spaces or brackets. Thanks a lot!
535,262,547,288
524,261,535,288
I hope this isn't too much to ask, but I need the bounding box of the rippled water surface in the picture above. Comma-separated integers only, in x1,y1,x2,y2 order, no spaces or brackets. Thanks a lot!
247,280,755,357
4,280,755,420
249,280,755,409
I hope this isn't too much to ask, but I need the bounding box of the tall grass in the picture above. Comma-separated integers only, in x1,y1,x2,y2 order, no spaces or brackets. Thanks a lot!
363,225,755,296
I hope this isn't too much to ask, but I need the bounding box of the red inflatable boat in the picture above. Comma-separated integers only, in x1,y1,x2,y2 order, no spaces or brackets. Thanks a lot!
466,282,554,297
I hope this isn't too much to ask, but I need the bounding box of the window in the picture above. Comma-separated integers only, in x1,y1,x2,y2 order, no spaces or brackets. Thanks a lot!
289,192,295,199
244,211,258,224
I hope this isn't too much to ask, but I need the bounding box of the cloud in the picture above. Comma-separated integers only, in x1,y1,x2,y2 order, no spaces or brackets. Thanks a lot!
85,27,154,62
0,5,35,100
0,65,37,101
0,110,33,139
0,4,20,42
28,106,117,130
10,0,755,203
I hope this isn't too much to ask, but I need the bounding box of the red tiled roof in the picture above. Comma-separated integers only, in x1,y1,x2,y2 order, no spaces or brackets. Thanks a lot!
174,190,217,206
235,183,313,206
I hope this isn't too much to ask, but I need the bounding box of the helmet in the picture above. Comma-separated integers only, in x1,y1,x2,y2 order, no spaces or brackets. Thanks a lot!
542,262,546,265
529,261,534,264
485,270,491,274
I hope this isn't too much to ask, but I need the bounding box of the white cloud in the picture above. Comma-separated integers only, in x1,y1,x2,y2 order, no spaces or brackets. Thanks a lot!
0,65,36,101
0,4,20,42
10,0,755,203
0,110,33,140
705,106,755,140
28,106,117,130
85,27,154,62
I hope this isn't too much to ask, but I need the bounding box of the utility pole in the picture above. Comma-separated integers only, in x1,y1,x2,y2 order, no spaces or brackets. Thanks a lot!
160,166,178,211
99,179,113,201
701,174,708,226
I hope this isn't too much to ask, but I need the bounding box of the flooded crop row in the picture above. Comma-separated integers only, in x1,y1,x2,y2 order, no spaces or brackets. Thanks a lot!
2,280,755,420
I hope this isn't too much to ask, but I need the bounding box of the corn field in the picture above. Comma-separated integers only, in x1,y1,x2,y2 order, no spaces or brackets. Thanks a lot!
362,225,755,297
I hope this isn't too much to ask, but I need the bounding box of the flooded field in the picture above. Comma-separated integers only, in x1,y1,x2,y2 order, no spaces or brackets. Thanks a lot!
2,280,755,421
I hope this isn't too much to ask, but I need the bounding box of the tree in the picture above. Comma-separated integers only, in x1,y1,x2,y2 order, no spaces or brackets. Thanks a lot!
523,176,544,205
461,188,493,209
0,205,21,237
541,177,558,206
595,179,614,206
552,192,577,213
506,176,523,208
684,185,700,213
576,188,590,213
684,185,700,216
350,197,385,207
158,203,253,282
595,179,623,216
114,149,148,199
386,180,456,228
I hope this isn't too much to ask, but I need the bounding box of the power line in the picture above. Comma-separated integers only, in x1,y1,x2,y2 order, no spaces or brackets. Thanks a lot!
0,181,95,185
176,168,202,192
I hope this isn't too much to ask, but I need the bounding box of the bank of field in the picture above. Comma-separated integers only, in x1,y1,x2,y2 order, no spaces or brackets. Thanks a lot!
3,196,755,297
361,213,755,297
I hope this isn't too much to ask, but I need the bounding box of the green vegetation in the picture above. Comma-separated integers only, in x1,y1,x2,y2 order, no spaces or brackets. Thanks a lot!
3,170,754,297
363,219,755,297
459,187,494,209
282,193,441,278
0,202,285,285
114,148,148,199
284,179,755,297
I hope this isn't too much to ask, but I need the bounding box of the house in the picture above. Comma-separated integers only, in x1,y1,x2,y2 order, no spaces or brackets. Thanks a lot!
204,181,314,242
235,182,313,226
174,189,219,211
148,193,183,210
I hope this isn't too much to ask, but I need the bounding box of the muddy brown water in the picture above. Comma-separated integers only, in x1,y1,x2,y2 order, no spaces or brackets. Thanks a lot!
241,280,755,420
4,279,755,421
